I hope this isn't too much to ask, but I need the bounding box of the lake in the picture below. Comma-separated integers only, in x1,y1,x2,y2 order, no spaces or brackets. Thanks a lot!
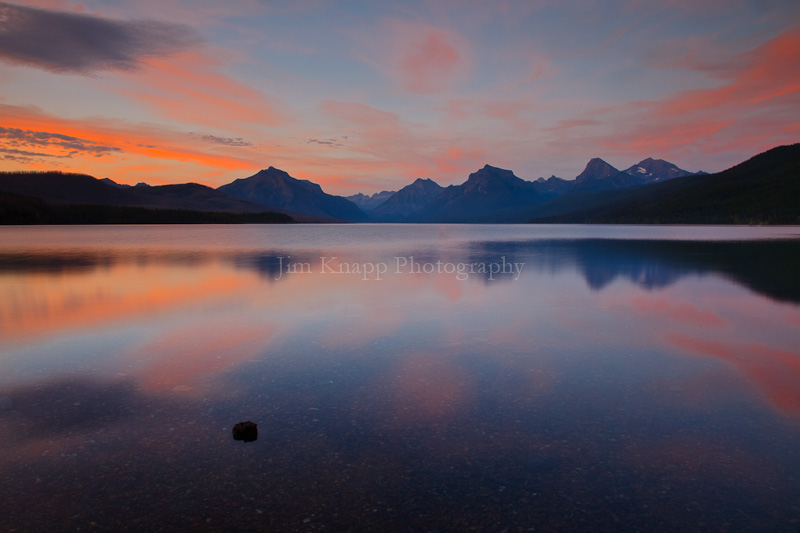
1,224,800,531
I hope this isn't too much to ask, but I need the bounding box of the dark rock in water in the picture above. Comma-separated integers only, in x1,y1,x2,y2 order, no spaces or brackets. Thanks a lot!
232,421,257,442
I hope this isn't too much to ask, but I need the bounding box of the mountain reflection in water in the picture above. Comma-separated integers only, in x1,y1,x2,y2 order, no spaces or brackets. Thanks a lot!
1,225,799,532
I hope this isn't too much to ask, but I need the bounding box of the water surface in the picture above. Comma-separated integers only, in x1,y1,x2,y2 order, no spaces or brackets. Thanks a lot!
1,224,800,531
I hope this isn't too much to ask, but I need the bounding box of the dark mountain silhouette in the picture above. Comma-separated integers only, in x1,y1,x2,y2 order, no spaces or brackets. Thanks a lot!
569,158,634,193
99,177,132,188
218,167,367,221
532,175,572,199
467,237,800,303
4,145,792,225
413,165,545,222
567,157,693,194
348,156,695,222
370,178,444,222
347,190,396,211
519,187,635,222
0,190,292,224
512,158,697,222
0,171,284,213
529,143,800,224
1,172,137,205
622,157,693,185
135,183,276,212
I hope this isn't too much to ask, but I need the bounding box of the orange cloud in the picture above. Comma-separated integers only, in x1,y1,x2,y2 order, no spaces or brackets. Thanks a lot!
656,28,800,116
0,103,262,181
115,51,290,132
596,28,800,165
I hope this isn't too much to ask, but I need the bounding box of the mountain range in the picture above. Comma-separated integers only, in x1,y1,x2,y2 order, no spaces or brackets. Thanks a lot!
0,172,272,213
527,144,800,224
414,165,543,222
1,144,797,224
218,166,368,221
369,178,443,222
347,190,396,211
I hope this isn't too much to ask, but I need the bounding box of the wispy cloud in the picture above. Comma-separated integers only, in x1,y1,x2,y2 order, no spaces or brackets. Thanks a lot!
398,29,464,94
194,134,253,147
114,51,290,131
307,138,344,148
1,1,797,192
350,19,471,95
0,125,123,164
319,99,494,183
1,147,69,163
594,28,800,168
0,103,261,179
0,2,199,74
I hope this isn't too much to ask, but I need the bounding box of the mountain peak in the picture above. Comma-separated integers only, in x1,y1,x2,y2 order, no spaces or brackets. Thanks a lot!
258,166,290,177
246,167,324,195
218,167,367,221
575,158,619,183
469,165,518,182
346,189,396,211
368,177,443,221
624,158,692,183
415,164,542,222
100,177,132,189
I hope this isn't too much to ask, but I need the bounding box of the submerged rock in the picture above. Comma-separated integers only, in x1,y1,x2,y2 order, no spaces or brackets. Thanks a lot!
232,421,258,442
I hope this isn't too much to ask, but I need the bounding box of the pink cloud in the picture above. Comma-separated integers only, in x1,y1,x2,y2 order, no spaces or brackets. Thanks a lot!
653,25,799,116
319,99,494,185
592,28,800,167
483,98,536,133
398,30,463,93
436,94,540,137
114,51,291,132
351,19,471,95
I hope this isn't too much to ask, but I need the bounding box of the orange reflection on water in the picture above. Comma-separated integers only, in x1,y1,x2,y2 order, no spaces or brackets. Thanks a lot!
383,353,475,424
668,334,800,416
0,259,261,343
630,294,728,328
125,322,276,392
622,434,788,495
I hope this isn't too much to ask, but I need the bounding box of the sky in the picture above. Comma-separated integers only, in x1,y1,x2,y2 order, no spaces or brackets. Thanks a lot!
0,0,798,195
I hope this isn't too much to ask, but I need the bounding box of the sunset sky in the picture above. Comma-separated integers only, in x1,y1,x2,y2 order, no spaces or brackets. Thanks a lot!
1,0,798,195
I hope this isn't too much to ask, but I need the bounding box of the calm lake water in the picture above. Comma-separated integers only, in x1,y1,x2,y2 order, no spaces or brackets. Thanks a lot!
1,224,800,531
